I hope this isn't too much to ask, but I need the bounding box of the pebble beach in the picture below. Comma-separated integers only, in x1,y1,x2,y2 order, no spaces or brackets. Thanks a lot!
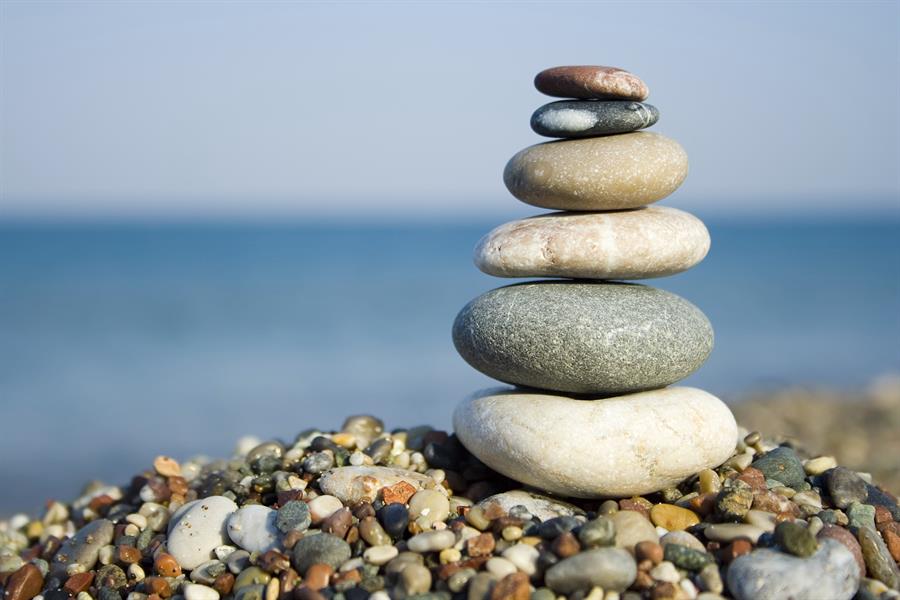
2,416,899,600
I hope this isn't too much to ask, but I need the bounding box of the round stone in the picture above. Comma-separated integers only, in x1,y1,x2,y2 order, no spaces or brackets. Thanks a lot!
226,505,280,554
453,386,737,498
531,100,658,138
291,533,351,575
474,207,709,280
725,538,860,600
167,497,237,570
452,281,713,395
503,132,688,211
544,548,637,594
534,66,649,101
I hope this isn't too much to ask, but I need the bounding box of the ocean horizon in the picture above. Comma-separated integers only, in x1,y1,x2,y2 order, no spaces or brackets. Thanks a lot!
0,215,898,515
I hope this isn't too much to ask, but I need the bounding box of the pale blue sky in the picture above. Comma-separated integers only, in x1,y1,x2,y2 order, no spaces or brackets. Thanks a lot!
1,1,898,219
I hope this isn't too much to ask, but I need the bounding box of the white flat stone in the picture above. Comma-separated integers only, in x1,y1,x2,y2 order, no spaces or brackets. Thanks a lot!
476,490,585,522
453,387,737,498
474,207,710,280
167,496,237,570
226,505,280,554
317,466,437,504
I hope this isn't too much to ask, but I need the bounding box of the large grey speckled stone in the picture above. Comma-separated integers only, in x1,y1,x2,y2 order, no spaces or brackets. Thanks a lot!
452,281,713,394
726,538,860,600
531,100,658,138
453,387,737,498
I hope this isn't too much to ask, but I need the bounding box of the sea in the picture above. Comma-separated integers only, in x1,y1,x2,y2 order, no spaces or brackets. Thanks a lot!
1,217,898,515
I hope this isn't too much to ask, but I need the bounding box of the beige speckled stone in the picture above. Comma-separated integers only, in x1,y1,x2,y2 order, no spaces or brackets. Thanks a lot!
453,387,738,498
474,207,709,280
503,132,688,211
535,66,649,101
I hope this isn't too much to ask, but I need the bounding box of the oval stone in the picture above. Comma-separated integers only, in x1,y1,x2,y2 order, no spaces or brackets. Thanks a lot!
167,496,237,570
531,100,658,138
474,207,709,280
534,66,649,101
452,386,737,498
452,282,712,394
503,132,688,211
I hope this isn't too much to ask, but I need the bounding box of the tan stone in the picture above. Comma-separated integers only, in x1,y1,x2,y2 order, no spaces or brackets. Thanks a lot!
650,504,700,531
503,132,688,211
475,207,709,280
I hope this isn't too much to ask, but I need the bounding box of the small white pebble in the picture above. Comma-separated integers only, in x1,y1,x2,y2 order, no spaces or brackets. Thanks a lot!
603,592,620,600
584,587,604,600
502,543,539,576
307,495,343,524
363,545,399,566
183,583,220,600
339,557,365,572
680,578,699,599
803,456,837,475
98,545,115,565
649,561,680,583
128,563,145,582
213,545,237,561
123,523,140,537
349,451,365,466
485,556,517,579
369,592,391,600
76,592,92,600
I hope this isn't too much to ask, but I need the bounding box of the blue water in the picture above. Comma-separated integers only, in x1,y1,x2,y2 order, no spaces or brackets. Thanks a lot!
0,218,898,515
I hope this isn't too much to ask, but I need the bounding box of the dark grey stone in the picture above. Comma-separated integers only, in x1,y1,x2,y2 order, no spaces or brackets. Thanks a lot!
276,500,311,533
531,100,659,138
825,467,868,509
750,447,807,490
452,281,713,395
291,532,351,574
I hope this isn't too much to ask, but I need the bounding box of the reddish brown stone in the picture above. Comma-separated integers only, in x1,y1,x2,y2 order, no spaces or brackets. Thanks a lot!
64,572,95,596
213,572,235,597
688,493,717,517
482,502,506,521
817,524,865,577
117,545,141,564
3,564,44,600
258,550,291,574
381,481,417,505
277,490,305,507
142,577,172,598
619,497,652,519
349,501,375,520
321,507,351,539
874,505,894,525
719,539,753,564
878,521,900,537
551,532,580,558
490,571,529,600
153,553,181,578
467,532,496,558
635,541,663,565
882,528,900,564
752,490,798,515
303,564,333,590
89,494,116,514
633,570,654,590
534,66,649,101
736,467,767,491
332,569,360,586
437,562,463,580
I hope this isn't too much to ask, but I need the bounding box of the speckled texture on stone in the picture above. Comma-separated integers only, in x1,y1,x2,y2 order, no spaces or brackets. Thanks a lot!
452,281,713,394
476,490,585,522
317,466,436,504
726,538,860,600
452,386,737,498
531,100,658,138
535,66,649,101
52,518,114,574
503,132,688,211
474,207,709,280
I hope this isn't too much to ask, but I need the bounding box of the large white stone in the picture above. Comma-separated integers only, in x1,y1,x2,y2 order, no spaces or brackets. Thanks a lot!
474,207,710,280
226,505,280,554
453,387,737,498
167,496,237,570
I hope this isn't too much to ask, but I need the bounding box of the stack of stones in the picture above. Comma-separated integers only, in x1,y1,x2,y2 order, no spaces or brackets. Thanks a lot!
452,65,739,499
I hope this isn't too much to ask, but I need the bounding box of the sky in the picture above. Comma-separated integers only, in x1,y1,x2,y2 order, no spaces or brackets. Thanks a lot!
1,1,898,220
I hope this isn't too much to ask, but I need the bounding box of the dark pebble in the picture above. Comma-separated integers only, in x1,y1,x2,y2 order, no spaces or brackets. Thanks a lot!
291,534,352,575
377,503,409,539
530,100,659,139
363,439,392,465
751,446,807,490
866,484,900,521
774,521,818,557
536,516,581,539
825,467,868,509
